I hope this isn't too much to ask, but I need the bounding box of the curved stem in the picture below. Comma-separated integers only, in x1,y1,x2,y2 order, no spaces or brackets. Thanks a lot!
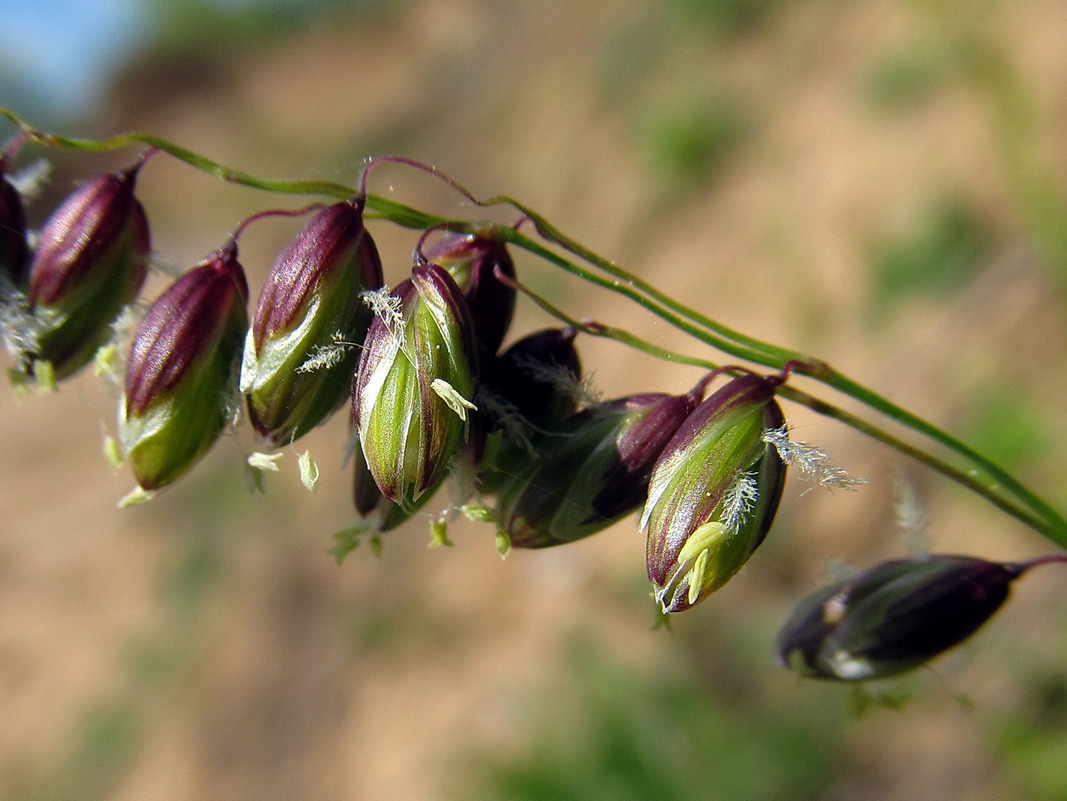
1,107,356,200
812,368,1067,536
489,226,777,365
774,384,1067,548
491,266,724,372
7,107,1065,547
495,260,1067,546
1013,554,1067,574
481,194,810,366
486,209,1067,542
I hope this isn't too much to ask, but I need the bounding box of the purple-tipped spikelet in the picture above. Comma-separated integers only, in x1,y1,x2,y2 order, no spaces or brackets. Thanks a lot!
775,555,1023,681
352,259,478,508
496,380,706,549
241,200,383,446
120,241,248,492
0,158,29,292
26,163,150,380
422,231,516,359
642,372,786,613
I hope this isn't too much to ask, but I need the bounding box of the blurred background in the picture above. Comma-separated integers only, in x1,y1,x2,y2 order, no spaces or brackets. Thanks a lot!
3,0,1067,799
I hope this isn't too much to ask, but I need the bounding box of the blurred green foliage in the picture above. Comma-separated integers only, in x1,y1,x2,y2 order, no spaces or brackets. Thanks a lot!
959,387,1051,474
667,0,778,36
994,669,1067,801
867,197,992,321
454,636,845,801
148,0,398,49
639,94,746,196
862,39,959,111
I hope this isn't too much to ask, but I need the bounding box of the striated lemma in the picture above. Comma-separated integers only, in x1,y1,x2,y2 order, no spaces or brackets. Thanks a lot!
352,259,478,509
642,372,787,613
120,241,249,493
241,200,383,446
422,231,516,360
26,163,150,381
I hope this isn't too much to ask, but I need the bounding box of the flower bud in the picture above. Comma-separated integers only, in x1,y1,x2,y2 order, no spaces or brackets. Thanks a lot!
496,384,704,548
352,260,478,507
776,555,1021,681
120,241,248,492
642,372,786,613
241,201,383,445
423,232,515,358
26,164,150,380
0,168,29,291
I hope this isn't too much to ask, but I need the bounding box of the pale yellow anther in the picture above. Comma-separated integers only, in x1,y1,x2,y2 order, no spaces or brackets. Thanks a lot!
429,517,453,548
298,450,319,492
94,344,118,378
118,485,154,508
495,528,512,559
687,548,710,605
678,520,726,563
461,503,497,524
431,378,477,422
33,360,56,393
247,451,284,471
102,435,123,468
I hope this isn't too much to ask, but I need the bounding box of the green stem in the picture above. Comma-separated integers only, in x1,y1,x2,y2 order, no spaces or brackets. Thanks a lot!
490,226,776,366
775,384,1067,548
6,107,1065,546
481,194,809,366
491,268,723,372
814,369,1067,536
1,108,356,200
490,212,1067,541
500,262,1067,545
510,217,1067,537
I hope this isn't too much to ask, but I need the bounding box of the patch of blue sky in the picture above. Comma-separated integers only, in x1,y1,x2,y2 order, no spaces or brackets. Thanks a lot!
0,0,152,121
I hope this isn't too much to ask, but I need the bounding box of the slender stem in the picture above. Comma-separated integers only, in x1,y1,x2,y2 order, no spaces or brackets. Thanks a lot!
1013,554,1067,574
812,369,1067,537
492,267,723,372
496,261,1067,546
0,108,356,200
488,210,1067,540
493,208,1067,535
481,194,810,366
6,107,1065,546
354,160,817,367
231,202,324,241
774,384,1067,548
506,211,1067,536
489,226,777,365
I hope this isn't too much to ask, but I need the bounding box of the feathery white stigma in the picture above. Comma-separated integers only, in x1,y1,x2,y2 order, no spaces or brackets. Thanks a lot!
763,425,866,490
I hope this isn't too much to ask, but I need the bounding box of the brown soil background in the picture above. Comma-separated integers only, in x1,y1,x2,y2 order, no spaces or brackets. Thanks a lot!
3,1,1067,799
